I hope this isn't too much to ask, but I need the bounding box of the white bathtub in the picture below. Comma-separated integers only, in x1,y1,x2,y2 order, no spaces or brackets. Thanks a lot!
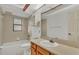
0,40,31,55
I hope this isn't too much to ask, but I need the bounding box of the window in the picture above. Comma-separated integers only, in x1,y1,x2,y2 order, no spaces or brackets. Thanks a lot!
13,18,22,32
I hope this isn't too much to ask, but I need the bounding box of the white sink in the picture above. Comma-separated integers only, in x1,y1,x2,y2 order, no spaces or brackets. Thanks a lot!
40,40,58,47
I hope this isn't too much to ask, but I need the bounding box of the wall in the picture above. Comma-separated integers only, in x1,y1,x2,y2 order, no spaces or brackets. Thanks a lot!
0,8,3,45
45,5,79,48
41,19,47,39
2,12,28,43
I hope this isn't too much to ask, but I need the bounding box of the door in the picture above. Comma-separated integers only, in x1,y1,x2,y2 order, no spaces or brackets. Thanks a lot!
68,10,78,42
41,19,47,39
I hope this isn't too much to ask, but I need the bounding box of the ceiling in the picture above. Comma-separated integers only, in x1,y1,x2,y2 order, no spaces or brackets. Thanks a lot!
14,4,44,16
0,4,59,17
14,4,25,9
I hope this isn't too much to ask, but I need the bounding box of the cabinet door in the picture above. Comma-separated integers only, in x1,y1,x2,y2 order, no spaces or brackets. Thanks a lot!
37,51,43,55
31,42,37,49
37,46,50,55
31,42,37,55
31,48,37,55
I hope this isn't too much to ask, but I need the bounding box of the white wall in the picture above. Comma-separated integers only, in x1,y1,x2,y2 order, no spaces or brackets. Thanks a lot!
2,12,28,43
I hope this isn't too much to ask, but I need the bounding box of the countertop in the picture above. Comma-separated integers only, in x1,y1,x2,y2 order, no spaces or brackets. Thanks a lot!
31,39,79,55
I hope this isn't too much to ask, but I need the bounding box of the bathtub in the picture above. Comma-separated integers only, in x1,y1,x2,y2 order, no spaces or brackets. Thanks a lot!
0,40,31,55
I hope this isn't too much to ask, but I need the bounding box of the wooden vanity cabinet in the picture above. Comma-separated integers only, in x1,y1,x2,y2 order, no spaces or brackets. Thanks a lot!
31,42,55,55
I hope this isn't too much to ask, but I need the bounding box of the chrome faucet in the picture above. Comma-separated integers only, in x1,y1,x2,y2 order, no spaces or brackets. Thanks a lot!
49,38,54,43
49,40,54,43
49,37,58,43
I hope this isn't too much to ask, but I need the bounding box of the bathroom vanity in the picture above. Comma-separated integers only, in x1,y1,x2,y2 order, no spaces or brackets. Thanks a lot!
31,42,55,55
31,39,79,55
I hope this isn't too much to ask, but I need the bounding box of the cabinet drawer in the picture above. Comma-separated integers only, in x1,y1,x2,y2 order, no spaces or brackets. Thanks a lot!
37,46,50,55
31,42,37,49
31,48,37,55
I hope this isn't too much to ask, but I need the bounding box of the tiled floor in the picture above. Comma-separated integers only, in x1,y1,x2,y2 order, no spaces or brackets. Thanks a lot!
0,40,31,55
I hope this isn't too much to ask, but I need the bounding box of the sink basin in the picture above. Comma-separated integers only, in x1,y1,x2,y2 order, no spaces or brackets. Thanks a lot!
40,40,58,47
